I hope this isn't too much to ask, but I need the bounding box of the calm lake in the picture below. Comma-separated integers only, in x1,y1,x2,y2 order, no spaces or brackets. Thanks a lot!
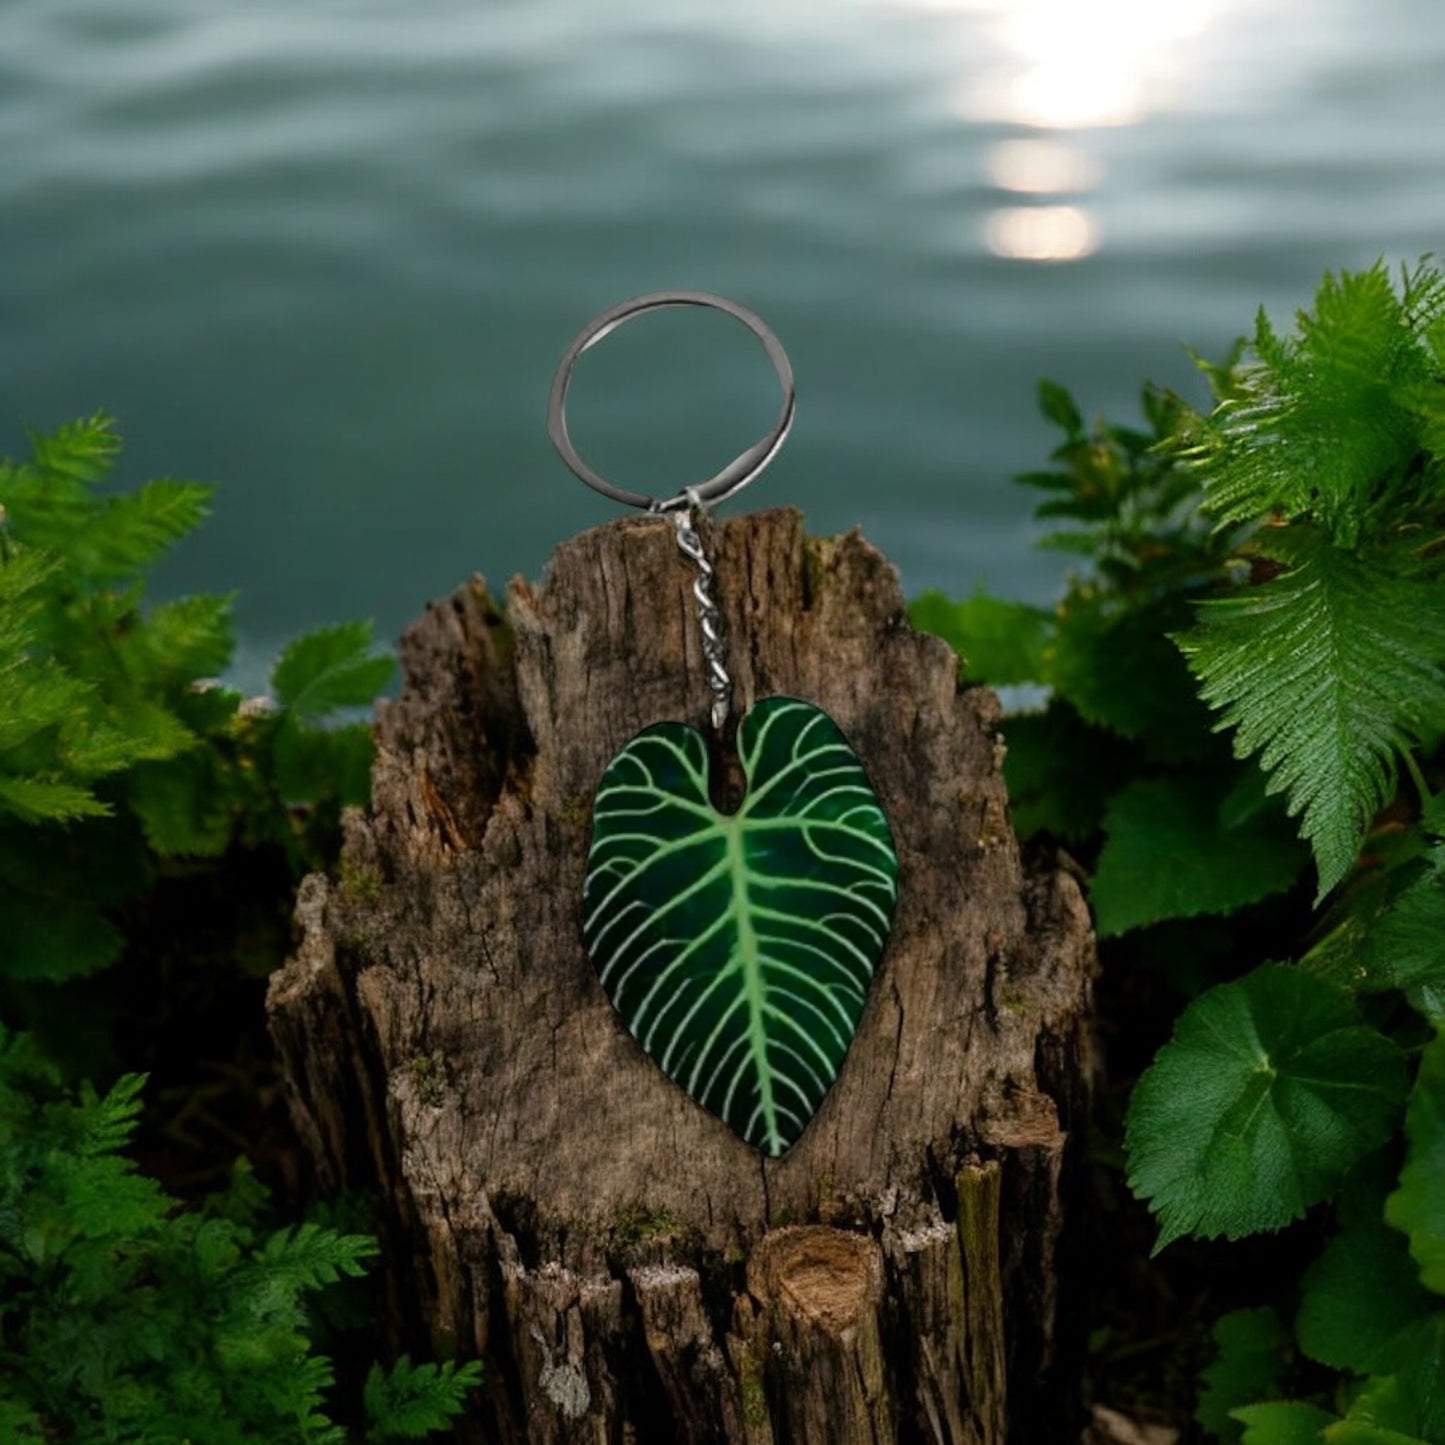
5,0,1444,681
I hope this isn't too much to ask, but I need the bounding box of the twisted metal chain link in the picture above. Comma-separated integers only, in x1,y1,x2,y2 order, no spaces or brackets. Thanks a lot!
669,499,731,731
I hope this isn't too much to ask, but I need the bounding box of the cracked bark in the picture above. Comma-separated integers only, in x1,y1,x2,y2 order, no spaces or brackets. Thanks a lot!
267,507,1095,1443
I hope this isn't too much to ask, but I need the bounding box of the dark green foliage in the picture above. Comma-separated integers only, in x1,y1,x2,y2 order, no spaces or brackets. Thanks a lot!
1089,777,1305,937
1196,1308,1290,1444
0,1032,479,1441
0,418,478,1438
1388,1033,1445,1295
364,1358,486,1440
1126,966,1404,1248
0,413,395,989
1296,1203,1437,1373
1178,528,1445,900
914,261,1445,1438
1232,1403,1339,1444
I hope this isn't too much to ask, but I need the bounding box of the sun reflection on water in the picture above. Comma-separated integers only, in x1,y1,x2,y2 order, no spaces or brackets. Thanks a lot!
877,0,1255,260
986,138,1102,194
986,205,1100,261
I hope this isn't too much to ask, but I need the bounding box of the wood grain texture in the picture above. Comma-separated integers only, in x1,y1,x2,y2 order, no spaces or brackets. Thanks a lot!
267,506,1096,1442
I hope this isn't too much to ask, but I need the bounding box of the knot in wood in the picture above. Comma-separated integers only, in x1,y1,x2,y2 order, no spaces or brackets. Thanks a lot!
748,1225,883,1335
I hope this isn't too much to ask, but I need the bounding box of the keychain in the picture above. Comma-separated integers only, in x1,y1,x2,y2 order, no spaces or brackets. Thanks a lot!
547,291,899,1156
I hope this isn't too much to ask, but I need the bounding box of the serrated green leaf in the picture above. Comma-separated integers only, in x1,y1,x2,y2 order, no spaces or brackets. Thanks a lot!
1192,263,1430,544
1297,1213,1438,1373
584,697,897,1156
61,698,194,777
999,702,1135,842
1090,775,1307,937
1178,530,1445,900
1324,1323,1445,1443
22,411,120,484
908,590,1051,685
0,897,124,980
128,593,236,685
72,479,216,581
128,752,236,857
1126,965,1407,1248
253,1220,379,1286
271,621,394,720
1198,1307,1291,1443
0,773,109,824
1387,1033,1445,1295
0,660,93,756
1350,851,1445,1002
364,1355,484,1440
1235,1403,1338,1444
271,717,373,807
1052,602,1216,755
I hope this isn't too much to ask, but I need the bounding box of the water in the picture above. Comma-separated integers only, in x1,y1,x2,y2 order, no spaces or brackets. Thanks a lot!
5,0,1444,680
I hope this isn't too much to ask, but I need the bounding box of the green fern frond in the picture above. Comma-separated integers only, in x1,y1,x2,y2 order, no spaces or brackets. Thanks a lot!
1189,262,1434,545
0,773,110,824
80,479,216,581
1177,528,1445,898
74,1072,148,1156
22,411,121,484
365,1355,484,1440
121,592,237,686
252,1220,380,1292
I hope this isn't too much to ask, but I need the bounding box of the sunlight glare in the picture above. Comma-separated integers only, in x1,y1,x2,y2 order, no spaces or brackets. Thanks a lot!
986,138,1102,193
985,205,1099,261
954,0,1243,129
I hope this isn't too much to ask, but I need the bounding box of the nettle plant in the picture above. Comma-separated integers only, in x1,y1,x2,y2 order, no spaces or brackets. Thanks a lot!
0,417,479,1440
916,260,1445,1443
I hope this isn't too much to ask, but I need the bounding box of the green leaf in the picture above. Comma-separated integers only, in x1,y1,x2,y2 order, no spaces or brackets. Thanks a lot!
1126,964,1407,1248
129,593,236,684
1235,1403,1338,1444
271,717,374,807
0,1398,47,1442
1198,1307,1291,1442
0,773,109,824
251,1220,379,1291
23,411,121,484
1192,263,1430,544
1351,851,1445,1001
1325,1325,1445,1443
998,702,1135,842
584,697,898,1156
271,621,394,720
364,1356,484,1440
908,590,1051,685
0,897,124,980
1038,378,1085,436
1178,530,1445,900
1090,775,1307,937
1387,1033,1445,1295
1051,602,1215,755
84,479,215,580
128,752,236,857
1297,1213,1438,1372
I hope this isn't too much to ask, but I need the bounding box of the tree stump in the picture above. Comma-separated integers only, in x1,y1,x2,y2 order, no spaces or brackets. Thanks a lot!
267,506,1095,1444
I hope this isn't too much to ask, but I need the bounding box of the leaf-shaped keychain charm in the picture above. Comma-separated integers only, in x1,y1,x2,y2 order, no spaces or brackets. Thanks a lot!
583,697,898,1155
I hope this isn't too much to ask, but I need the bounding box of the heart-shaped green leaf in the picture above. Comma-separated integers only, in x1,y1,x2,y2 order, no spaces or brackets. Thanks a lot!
583,697,898,1156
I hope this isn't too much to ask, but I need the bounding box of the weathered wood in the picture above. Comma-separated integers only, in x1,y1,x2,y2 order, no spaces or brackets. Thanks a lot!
267,506,1095,1442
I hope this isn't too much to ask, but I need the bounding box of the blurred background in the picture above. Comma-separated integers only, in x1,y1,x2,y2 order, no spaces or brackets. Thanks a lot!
4,0,1444,680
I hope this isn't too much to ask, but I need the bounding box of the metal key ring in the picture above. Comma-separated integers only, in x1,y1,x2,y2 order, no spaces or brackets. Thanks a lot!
546,290,796,513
